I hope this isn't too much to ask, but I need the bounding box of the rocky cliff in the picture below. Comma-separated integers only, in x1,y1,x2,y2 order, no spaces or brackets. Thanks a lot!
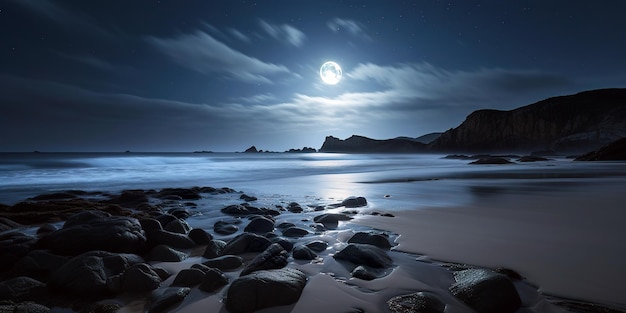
429,88,626,153
319,135,427,153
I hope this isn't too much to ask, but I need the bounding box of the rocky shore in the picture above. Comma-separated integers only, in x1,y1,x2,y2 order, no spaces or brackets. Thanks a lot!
0,187,624,313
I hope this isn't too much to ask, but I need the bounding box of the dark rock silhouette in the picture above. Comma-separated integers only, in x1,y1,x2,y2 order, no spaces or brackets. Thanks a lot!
320,135,427,153
430,89,626,153
244,146,258,153
575,137,626,161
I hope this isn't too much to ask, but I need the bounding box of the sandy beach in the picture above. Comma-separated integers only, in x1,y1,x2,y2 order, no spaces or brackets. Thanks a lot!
1,153,626,313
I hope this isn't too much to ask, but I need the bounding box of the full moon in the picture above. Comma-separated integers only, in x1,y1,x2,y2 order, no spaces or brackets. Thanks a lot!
320,61,342,85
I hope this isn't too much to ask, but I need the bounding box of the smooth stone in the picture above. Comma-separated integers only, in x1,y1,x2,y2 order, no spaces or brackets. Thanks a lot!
282,227,310,238
139,218,163,231
244,216,275,234
341,196,368,208
146,287,191,313
38,212,146,255
292,245,317,260
48,251,142,298
305,240,328,252
146,229,195,249
352,265,381,281
202,255,244,271
147,245,187,262
164,219,191,235
333,243,393,268
387,291,446,313
12,250,69,281
348,232,393,250
286,202,303,213
198,268,229,292
450,268,521,313
313,213,352,229
213,220,239,235
171,268,205,287
121,263,162,293
240,243,289,276
157,188,201,200
202,240,226,259
0,302,50,313
0,276,46,302
188,228,213,245
220,233,271,255
225,268,307,313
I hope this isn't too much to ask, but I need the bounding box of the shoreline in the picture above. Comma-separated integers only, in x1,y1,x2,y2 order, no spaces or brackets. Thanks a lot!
1,186,625,313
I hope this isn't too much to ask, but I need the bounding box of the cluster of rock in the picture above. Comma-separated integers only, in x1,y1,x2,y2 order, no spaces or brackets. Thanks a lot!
1,187,619,313
442,154,552,165
0,187,397,312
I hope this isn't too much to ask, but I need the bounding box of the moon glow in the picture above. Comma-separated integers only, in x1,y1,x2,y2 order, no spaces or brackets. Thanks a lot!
320,61,342,85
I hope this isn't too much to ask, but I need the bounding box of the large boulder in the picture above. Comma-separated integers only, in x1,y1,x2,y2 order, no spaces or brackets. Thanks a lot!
38,212,146,255
12,250,69,281
449,268,521,313
48,251,143,298
333,244,393,268
240,243,289,276
225,268,307,313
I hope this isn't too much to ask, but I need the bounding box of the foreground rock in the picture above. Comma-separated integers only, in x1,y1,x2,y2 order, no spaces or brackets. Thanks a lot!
449,268,521,313
38,211,146,255
240,243,289,276
225,268,307,313
333,243,393,269
48,251,144,299
387,291,446,313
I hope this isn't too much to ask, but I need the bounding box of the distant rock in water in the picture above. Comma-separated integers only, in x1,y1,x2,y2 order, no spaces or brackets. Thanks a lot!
469,157,513,165
244,146,259,153
320,135,427,153
429,88,626,154
285,147,317,153
575,137,626,161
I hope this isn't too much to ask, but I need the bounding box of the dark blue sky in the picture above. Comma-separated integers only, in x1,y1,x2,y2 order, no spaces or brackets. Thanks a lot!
2,0,625,152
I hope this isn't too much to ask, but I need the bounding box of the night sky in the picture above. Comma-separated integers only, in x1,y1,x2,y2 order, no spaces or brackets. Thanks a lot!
2,1,626,152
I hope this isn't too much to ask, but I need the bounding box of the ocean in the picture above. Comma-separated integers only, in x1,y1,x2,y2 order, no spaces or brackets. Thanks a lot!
1,152,626,308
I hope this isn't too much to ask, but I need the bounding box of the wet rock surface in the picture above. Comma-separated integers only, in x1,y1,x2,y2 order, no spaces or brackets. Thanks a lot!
449,268,521,313
225,268,307,313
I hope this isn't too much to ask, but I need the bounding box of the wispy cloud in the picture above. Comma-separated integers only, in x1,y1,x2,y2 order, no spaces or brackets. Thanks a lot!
228,28,251,43
259,20,306,47
147,30,289,84
236,93,277,104
327,18,371,40
55,52,131,73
